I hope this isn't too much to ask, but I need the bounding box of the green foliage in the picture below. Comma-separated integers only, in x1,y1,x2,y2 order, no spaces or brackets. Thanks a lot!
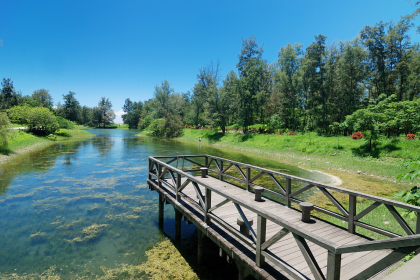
397,158,420,182
0,78,20,110
394,158,420,219
163,113,184,137
31,89,53,108
0,112,14,147
145,115,183,138
8,105,59,135
61,91,81,123
147,118,165,137
122,98,143,128
98,97,115,128
268,114,284,130
56,116,75,129
139,115,153,129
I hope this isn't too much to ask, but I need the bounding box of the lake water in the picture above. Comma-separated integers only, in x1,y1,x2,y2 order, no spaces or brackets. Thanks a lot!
0,129,333,279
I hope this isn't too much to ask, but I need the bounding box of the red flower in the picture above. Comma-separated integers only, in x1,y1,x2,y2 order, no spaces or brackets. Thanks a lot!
288,131,295,135
350,132,365,139
406,134,416,140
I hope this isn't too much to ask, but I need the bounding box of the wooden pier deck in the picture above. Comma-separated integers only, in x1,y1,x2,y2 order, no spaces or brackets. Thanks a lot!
147,155,420,280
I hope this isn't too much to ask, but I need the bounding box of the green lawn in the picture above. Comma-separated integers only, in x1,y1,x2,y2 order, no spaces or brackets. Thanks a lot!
1,128,95,157
177,129,420,181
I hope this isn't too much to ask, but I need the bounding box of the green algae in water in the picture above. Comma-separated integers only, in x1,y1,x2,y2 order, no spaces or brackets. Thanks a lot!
0,129,335,279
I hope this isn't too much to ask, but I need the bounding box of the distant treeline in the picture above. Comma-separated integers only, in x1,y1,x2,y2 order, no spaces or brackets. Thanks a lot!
0,80,116,132
122,15,420,137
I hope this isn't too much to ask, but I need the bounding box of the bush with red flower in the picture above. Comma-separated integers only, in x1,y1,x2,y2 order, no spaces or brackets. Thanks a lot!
288,131,295,135
406,134,416,140
350,132,365,139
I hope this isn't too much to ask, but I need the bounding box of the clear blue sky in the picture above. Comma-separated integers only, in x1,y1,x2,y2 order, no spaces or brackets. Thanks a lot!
1,0,419,122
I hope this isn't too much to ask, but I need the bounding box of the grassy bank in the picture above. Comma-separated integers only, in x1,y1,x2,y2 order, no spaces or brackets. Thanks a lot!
176,129,420,181
167,129,419,241
0,128,94,165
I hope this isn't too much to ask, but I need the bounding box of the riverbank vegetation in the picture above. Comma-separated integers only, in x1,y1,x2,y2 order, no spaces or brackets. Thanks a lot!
123,14,420,147
176,128,420,180
0,127,93,166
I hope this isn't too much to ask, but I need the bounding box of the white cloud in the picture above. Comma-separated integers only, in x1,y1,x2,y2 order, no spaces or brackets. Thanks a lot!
114,109,125,124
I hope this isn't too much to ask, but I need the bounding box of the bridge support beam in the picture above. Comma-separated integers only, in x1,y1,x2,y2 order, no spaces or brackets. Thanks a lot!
175,208,182,241
198,229,205,265
236,262,250,280
159,193,164,230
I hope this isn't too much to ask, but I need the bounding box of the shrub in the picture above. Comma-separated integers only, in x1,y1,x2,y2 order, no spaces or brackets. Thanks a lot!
138,115,153,129
269,114,283,130
288,131,295,135
163,113,183,137
350,132,365,139
56,116,75,129
232,124,242,131
195,126,199,129
8,105,59,135
0,112,15,147
147,119,165,137
406,134,416,140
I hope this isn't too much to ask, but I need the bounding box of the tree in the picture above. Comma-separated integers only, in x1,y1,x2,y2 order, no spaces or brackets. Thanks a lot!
335,41,367,122
274,43,303,130
32,89,54,108
97,97,115,128
236,36,269,132
62,91,81,122
0,112,14,148
0,78,18,110
360,22,389,98
7,105,59,135
154,80,174,118
205,71,236,132
191,62,220,126
301,35,328,134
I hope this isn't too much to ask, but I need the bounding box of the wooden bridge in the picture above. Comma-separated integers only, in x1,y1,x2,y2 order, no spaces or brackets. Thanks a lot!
147,155,420,280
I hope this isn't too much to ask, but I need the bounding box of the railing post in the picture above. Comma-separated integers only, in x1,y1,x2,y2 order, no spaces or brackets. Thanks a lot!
326,251,341,280
348,195,356,234
148,158,152,180
285,178,291,208
417,212,420,234
205,188,211,224
158,164,162,189
219,160,223,181
256,215,266,267
205,156,208,168
246,167,251,192
176,172,181,201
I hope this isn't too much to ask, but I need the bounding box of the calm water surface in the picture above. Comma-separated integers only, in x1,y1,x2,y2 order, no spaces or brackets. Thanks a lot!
0,129,332,278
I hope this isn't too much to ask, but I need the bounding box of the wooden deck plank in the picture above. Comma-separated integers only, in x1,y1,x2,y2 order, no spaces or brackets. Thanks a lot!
154,174,399,280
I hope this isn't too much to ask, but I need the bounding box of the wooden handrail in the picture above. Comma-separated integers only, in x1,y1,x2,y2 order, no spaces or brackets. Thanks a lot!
149,156,338,251
335,234,420,254
149,155,420,280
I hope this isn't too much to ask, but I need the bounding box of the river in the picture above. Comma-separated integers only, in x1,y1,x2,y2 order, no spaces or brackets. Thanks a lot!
0,129,334,279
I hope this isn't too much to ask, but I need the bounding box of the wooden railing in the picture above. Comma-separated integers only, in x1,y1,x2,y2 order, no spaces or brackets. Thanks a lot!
148,155,420,280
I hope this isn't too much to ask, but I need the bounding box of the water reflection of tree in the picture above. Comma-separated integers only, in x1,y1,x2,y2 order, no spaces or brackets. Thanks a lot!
91,136,115,155
0,140,87,195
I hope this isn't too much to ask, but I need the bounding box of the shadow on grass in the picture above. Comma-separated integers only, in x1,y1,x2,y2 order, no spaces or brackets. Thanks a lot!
351,141,400,158
56,131,72,137
205,132,225,143
0,146,14,156
236,133,254,142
